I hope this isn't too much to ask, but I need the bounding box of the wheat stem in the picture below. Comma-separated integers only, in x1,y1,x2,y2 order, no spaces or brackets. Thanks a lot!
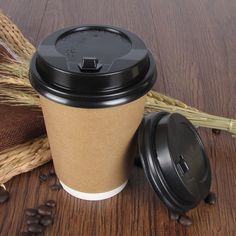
0,11,35,59
0,136,51,184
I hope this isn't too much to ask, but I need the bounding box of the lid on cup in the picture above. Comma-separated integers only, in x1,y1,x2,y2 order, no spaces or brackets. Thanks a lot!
138,112,211,213
29,25,157,108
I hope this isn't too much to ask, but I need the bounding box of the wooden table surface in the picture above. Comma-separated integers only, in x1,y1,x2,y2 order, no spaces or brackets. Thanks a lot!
0,0,236,235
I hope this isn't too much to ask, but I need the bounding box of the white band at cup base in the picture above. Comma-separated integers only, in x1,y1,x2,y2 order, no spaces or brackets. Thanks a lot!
60,180,128,201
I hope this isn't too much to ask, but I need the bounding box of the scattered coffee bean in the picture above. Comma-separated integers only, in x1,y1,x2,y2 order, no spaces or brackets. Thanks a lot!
0,189,9,203
204,192,216,205
26,216,40,225
25,208,38,217
28,223,44,233
40,215,53,226
38,205,52,216
170,211,180,221
50,183,62,191
23,198,56,234
46,200,56,208
212,129,221,135
134,157,143,168
178,215,193,227
39,174,47,182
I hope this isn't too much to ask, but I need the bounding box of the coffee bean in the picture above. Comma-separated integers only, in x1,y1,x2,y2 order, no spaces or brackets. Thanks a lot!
212,129,221,135
0,189,9,203
169,211,180,221
204,192,216,205
40,215,53,226
134,157,143,168
25,208,38,217
50,183,62,191
178,215,193,227
46,200,56,208
38,205,52,216
28,223,44,233
26,216,40,225
39,174,47,182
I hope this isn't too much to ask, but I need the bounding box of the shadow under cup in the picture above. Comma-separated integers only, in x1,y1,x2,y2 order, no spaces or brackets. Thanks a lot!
29,25,157,200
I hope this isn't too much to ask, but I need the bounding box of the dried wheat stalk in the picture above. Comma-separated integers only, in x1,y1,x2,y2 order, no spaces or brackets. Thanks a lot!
146,91,236,137
0,136,50,184
0,11,35,59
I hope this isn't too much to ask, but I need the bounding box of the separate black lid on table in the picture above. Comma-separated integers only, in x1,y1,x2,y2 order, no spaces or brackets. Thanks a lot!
29,25,157,108
138,112,211,213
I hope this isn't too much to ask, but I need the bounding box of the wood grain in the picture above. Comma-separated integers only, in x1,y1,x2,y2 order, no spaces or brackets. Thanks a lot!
0,0,236,235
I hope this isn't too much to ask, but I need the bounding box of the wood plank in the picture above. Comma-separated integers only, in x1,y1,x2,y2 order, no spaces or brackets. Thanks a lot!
0,0,49,44
0,0,236,235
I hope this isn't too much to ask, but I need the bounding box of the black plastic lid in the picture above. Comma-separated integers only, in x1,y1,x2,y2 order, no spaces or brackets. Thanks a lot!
29,25,157,108
138,112,211,213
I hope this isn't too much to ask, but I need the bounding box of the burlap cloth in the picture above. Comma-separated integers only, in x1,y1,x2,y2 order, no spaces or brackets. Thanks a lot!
0,46,46,152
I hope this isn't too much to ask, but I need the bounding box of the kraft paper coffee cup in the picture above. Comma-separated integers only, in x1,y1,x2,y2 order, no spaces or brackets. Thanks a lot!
29,25,157,200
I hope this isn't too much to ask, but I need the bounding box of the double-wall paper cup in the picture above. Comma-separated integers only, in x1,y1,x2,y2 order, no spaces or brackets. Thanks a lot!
29,25,157,200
